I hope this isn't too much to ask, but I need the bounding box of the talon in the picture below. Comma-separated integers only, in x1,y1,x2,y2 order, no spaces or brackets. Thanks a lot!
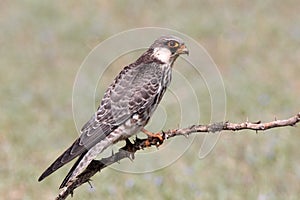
141,128,164,142
153,133,163,142
144,140,150,147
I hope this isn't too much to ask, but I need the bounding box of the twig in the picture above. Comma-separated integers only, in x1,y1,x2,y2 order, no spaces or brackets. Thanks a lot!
56,112,300,200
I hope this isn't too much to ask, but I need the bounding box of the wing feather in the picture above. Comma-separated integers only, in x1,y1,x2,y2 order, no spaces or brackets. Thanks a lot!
38,61,166,182
79,62,164,146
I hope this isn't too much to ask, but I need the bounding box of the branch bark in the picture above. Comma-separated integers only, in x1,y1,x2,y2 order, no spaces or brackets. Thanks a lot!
55,112,300,200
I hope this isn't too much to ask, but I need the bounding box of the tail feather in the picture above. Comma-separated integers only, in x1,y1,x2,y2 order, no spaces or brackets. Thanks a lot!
38,138,86,182
59,151,87,188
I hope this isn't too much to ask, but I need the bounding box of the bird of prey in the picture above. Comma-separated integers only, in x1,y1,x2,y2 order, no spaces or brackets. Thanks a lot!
38,35,189,188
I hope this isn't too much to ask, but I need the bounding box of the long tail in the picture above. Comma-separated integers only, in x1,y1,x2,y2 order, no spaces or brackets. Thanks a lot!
38,138,87,182
59,151,87,188
59,130,123,188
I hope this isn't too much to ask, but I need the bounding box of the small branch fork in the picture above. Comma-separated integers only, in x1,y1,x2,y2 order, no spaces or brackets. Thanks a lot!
55,112,300,200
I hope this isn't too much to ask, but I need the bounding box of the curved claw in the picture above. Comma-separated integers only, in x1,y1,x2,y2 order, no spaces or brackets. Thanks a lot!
141,128,164,147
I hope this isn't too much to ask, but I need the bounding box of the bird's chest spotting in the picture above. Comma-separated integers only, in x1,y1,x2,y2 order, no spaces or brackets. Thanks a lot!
155,64,172,106
161,64,172,88
113,114,144,140
143,64,172,120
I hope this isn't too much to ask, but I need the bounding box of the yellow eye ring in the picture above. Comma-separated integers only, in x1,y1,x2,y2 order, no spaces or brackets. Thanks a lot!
168,40,179,48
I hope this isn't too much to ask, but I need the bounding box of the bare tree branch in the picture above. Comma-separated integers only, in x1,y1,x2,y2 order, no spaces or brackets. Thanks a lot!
55,112,300,200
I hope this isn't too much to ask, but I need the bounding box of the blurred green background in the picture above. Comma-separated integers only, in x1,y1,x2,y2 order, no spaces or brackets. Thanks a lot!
1,1,299,199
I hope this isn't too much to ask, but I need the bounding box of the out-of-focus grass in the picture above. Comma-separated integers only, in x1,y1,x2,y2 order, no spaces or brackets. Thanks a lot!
1,1,299,199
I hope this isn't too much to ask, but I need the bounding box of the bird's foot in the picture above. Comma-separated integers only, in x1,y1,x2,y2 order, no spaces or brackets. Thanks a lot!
141,128,164,147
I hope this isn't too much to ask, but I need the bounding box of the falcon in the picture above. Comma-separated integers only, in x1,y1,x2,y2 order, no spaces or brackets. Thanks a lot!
38,35,189,188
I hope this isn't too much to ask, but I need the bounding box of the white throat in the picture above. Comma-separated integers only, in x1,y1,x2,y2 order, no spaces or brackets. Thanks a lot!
153,47,172,63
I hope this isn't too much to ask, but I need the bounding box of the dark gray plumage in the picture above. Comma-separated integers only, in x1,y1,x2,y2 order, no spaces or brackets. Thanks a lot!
38,35,189,189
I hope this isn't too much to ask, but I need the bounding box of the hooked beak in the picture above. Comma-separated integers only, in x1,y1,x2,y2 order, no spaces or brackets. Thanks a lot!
177,44,189,55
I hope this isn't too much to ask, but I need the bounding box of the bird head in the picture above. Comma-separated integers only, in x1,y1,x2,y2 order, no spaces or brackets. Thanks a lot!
150,35,189,64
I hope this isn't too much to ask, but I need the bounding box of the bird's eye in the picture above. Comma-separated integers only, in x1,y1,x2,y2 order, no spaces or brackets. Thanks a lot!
168,40,179,48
